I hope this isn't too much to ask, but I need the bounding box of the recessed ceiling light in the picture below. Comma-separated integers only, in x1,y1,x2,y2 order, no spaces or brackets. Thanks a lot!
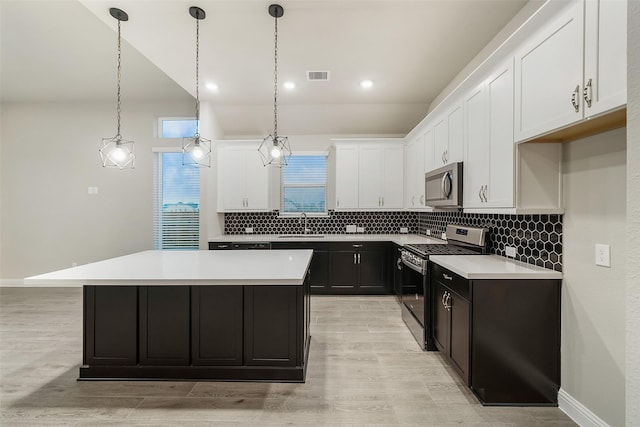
206,82,218,91
360,80,373,89
283,81,296,90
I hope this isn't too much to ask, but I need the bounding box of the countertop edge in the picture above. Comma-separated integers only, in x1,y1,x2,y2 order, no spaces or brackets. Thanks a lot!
429,254,563,280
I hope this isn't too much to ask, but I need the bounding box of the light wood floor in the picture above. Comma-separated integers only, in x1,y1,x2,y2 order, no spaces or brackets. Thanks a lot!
0,288,576,426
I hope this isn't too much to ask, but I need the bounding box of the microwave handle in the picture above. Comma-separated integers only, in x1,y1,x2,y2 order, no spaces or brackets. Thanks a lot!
441,172,452,198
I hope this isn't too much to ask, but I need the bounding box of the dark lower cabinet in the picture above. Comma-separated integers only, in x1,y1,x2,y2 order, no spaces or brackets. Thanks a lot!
430,262,561,406
328,242,390,294
84,286,137,366
139,286,190,366
192,286,243,366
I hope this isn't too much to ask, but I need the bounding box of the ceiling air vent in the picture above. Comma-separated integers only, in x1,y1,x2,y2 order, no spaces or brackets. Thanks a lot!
307,71,330,81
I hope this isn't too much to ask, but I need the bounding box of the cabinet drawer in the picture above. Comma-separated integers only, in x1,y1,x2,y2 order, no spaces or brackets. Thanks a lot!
430,262,470,301
329,241,388,251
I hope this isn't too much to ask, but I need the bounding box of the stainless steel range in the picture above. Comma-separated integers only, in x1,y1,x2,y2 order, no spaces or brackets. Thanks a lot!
400,224,488,350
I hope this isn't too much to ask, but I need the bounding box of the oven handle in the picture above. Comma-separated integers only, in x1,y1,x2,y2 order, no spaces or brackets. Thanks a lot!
401,257,426,275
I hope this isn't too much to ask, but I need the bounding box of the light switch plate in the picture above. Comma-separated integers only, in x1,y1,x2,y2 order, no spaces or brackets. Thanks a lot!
505,246,517,258
245,227,253,234
441,232,447,240
346,225,356,233
426,230,431,236
595,244,611,267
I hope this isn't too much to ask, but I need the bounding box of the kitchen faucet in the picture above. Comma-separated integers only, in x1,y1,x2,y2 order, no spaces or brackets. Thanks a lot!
299,213,310,235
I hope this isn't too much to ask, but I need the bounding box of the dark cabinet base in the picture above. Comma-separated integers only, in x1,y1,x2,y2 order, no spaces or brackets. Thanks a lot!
81,282,310,383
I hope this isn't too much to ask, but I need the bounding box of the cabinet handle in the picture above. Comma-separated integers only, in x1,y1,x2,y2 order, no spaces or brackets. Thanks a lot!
354,253,357,264
441,291,447,307
583,78,592,108
358,253,361,264
443,273,453,281
397,257,402,270
478,186,483,201
411,196,415,206
445,293,452,311
352,244,363,248
382,196,384,206
337,198,340,207
445,150,449,163
218,244,229,248
420,195,424,205
571,85,580,112
441,151,445,164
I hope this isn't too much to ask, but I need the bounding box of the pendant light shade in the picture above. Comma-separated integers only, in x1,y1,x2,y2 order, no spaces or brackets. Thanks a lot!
99,8,135,169
258,4,291,168
183,6,211,168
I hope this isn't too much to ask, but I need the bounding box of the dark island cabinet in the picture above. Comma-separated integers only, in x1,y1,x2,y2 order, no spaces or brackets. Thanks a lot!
271,242,330,293
430,262,561,406
192,286,243,366
139,286,190,366
81,281,310,382
328,242,390,294
84,286,137,366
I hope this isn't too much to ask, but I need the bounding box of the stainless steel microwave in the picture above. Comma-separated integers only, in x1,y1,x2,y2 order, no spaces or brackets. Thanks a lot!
424,162,463,208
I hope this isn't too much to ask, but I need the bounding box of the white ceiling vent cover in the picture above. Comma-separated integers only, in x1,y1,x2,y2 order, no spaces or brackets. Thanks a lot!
307,71,330,81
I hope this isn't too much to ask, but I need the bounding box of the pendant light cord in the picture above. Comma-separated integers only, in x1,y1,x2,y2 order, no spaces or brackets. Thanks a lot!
116,18,122,138
195,17,200,135
273,13,278,139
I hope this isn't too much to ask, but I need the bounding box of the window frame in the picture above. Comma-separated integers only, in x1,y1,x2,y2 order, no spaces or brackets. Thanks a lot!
279,152,329,217
157,116,198,139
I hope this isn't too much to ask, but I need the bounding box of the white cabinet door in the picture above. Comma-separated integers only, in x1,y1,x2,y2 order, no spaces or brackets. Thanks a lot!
381,145,404,209
243,150,269,210
406,136,425,209
463,83,488,209
514,0,584,142
433,115,448,167
335,145,359,209
447,103,464,164
423,127,434,176
358,145,383,209
486,61,515,208
583,0,627,117
218,147,247,211
217,145,269,211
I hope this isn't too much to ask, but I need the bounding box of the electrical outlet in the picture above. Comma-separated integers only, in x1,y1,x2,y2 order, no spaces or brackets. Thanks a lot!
400,227,408,234
356,227,365,233
346,225,356,233
245,227,253,234
505,246,517,258
426,230,431,236
595,244,611,267
441,232,447,240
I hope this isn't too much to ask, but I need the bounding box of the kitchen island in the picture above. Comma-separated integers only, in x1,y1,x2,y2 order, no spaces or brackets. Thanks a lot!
25,250,313,382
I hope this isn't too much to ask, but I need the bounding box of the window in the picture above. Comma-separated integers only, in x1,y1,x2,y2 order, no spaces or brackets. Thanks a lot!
153,151,200,249
281,155,327,213
158,117,198,138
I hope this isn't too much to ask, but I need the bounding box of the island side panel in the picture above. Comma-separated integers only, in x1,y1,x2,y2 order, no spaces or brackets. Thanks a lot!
192,286,243,366
139,286,191,366
84,286,137,366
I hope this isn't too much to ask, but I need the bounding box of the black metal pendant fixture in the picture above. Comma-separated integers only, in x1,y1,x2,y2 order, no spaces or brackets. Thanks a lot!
258,4,291,168
99,7,135,169
182,6,212,168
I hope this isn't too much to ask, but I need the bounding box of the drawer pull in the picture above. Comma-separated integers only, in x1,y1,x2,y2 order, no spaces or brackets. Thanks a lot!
352,244,363,248
443,273,453,281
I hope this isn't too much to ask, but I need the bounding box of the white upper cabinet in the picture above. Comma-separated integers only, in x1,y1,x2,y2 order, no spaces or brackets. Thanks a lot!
217,142,270,212
405,135,425,209
433,102,464,167
463,83,489,209
514,0,626,142
334,144,359,210
583,0,627,117
423,127,435,176
359,144,404,209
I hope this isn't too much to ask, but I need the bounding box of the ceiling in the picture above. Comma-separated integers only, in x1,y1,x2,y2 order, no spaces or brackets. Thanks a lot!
1,0,533,136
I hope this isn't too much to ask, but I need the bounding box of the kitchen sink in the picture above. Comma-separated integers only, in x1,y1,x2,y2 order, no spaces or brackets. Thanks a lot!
278,234,325,238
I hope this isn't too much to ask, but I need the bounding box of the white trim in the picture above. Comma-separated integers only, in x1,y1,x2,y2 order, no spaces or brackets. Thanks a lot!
1,279,80,287
151,147,181,153
558,388,610,427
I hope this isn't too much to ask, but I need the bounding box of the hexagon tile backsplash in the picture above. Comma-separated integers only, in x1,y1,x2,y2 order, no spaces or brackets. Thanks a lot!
223,211,563,271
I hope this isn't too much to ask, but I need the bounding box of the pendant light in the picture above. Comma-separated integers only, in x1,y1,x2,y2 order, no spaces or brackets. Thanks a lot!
182,6,211,168
99,8,135,169
258,4,291,168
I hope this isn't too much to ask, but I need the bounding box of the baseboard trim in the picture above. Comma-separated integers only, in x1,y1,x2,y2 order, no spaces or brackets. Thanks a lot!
0,279,79,287
558,388,610,427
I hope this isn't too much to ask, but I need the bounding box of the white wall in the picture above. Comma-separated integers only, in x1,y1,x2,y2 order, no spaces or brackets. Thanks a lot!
562,128,626,426
626,0,640,424
0,99,211,281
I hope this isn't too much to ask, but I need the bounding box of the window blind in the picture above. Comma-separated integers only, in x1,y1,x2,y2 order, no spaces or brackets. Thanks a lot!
281,155,327,213
153,152,200,249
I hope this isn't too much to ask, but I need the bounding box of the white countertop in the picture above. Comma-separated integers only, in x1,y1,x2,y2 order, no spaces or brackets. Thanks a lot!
211,233,444,246
24,250,313,287
429,255,563,280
